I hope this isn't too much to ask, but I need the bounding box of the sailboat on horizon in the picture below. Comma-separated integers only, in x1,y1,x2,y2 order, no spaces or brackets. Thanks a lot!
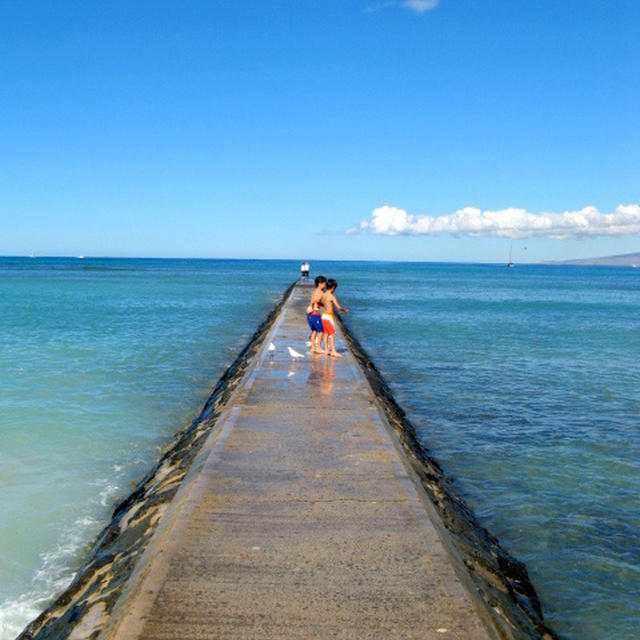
507,245,514,268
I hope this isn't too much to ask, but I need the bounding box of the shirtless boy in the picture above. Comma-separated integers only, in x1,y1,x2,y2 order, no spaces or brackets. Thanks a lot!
321,279,349,357
307,275,327,354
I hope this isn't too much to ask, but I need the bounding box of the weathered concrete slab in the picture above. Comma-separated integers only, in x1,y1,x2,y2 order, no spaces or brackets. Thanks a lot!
102,284,492,640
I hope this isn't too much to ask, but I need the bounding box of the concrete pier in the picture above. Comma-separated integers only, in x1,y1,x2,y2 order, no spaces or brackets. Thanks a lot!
102,282,492,639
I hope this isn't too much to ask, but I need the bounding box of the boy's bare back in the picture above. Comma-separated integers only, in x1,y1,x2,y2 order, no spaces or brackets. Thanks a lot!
322,290,335,314
310,286,324,311
322,290,348,315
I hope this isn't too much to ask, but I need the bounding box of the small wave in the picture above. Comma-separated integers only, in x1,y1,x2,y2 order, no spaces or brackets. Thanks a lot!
77,265,132,272
98,484,120,507
0,593,42,640
0,513,101,639
89,478,122,508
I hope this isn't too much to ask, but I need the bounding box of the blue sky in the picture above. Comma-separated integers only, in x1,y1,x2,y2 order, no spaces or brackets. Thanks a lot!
1,0,639,262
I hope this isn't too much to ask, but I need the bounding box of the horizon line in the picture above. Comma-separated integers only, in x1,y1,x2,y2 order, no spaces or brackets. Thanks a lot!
2,254,638,267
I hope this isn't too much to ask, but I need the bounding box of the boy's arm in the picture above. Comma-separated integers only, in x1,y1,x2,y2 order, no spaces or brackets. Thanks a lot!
333,295,349,313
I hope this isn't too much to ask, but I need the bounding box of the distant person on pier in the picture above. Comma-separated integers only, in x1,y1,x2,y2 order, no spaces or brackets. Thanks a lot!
307,275,327,354
321,279,348,358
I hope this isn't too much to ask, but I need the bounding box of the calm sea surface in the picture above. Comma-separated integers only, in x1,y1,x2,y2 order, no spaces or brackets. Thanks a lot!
1,258,638,639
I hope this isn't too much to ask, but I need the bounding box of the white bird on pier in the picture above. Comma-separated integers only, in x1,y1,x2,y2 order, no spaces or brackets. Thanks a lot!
287,346,305,361
268,342,276,353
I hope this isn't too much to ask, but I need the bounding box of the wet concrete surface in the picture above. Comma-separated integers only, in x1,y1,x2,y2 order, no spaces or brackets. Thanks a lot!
102,284,492,640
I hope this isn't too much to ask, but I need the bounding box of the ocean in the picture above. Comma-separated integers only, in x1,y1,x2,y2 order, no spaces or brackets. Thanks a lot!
1,258,638,640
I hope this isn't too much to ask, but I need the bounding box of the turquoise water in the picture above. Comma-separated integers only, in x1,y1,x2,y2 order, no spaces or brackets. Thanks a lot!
1,259,638,639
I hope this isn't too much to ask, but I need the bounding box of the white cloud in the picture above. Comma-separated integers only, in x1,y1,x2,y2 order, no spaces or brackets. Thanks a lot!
401,0,439,13
356,204,640,239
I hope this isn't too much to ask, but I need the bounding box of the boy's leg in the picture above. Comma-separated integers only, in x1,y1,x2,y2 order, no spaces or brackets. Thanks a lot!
312,315,324,353
330,334,342,357
321,314,334,355
306,313,315,344
310,330,316,350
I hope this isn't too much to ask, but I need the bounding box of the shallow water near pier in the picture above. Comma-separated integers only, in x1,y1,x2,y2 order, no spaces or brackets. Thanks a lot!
1,258,638,640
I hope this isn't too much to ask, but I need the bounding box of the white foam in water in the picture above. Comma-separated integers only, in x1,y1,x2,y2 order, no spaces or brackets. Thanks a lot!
1,464,128,637
0,513,99,639
0,595,42,640
93,480,121,508
1,467,129,637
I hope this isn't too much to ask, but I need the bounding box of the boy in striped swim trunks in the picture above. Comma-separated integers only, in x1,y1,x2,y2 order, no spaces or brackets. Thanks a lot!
321,278,349,357
307,275,327,354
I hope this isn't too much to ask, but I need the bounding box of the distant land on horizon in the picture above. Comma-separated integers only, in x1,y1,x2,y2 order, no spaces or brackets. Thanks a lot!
545,251,640,266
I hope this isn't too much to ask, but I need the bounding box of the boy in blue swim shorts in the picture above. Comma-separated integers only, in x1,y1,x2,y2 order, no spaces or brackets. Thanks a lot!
307,275,327,353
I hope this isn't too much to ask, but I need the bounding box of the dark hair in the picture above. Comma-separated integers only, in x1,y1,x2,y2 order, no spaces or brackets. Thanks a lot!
327,278,338,290
314,275,327,286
